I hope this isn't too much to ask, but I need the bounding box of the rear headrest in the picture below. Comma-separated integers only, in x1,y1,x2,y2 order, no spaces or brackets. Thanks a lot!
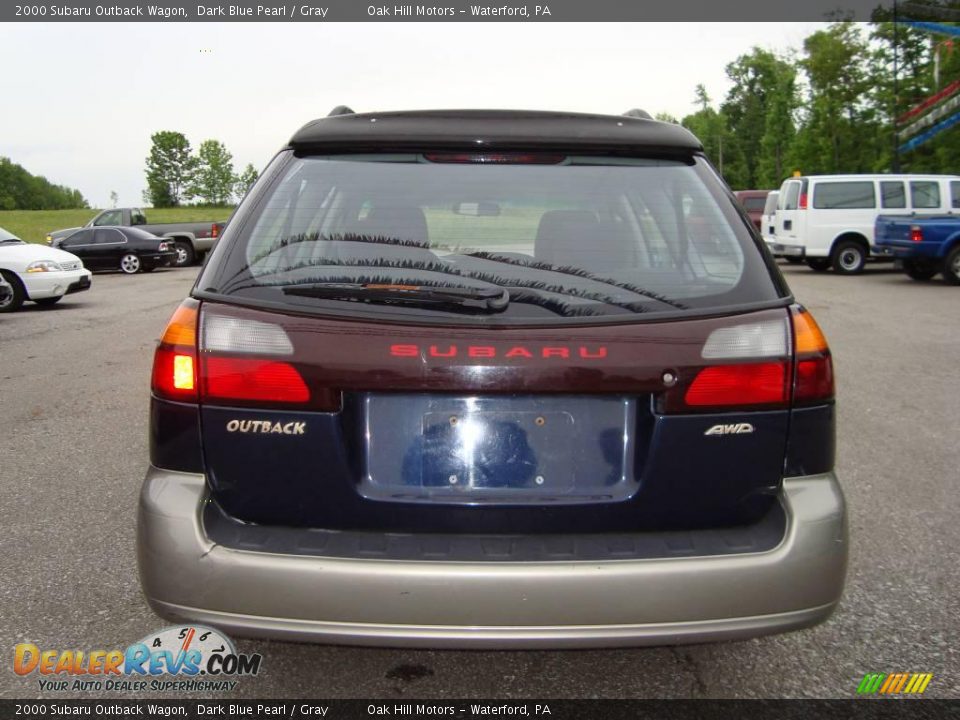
362,205,430,246
534,210,601,267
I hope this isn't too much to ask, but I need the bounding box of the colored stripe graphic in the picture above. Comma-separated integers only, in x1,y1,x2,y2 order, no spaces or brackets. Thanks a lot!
902,19,960,39
857,673,933,695
901,93,960,139
857,673,885,694
900,109,960,152
897,78,960,125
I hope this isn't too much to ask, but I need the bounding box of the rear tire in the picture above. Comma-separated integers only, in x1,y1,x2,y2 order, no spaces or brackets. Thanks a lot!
806,258,831,272
903,259,939,281
943,246,960,285
119,254,141,274
0,270,25,313
34,296,63,306
831,239,867,275
173,241,195,267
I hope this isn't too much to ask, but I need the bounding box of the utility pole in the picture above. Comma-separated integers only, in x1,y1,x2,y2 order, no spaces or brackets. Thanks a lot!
893,0,901,172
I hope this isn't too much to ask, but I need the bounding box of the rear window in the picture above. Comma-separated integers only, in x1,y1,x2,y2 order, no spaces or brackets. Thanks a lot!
812,181,875,209
762,193,778,215
201,152,782,325
782,182,800,210
741,196,767,212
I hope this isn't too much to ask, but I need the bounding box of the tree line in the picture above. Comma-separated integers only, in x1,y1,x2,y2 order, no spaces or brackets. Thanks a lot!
0,157,88,210
144,131,258,207
659,17,960,190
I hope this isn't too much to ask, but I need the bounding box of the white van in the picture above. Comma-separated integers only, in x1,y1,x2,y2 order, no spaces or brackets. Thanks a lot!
760,190,779,241
769,174,960,274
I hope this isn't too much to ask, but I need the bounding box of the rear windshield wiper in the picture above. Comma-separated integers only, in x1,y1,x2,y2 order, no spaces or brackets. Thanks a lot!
282,282,510,312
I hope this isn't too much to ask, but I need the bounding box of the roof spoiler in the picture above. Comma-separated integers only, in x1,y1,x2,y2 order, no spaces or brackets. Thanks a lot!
622,109,653,120
328,105,355,117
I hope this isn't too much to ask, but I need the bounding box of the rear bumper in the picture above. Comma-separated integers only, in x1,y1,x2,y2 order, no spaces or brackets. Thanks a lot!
137,468,847,648
765,241,805,258
874,241,940,259
142,251,177,267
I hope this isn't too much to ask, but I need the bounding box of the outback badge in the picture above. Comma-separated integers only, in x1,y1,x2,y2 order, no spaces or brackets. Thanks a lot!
226,420,306,435
704,423,755,436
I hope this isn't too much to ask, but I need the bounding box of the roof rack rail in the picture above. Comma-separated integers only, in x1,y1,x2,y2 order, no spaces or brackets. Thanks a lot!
328,105,355,117
622,109,653,120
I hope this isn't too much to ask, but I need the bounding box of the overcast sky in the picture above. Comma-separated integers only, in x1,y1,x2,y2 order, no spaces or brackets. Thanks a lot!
1,22,826,208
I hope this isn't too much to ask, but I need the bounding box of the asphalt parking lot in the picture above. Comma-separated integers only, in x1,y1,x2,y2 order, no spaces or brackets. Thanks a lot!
1,263,958,700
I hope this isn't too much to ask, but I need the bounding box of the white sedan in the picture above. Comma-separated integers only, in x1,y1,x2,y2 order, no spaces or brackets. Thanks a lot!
0,226,92,312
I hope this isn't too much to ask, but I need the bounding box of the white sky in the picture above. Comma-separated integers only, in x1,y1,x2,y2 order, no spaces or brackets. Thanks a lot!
0,22,826,208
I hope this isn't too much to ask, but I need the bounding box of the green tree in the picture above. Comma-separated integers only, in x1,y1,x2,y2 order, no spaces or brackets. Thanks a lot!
721,48,798,189
681,88,733,183
0,156,88,210
794,22,878,174
757,59,799,187
144,131,194,207
235,163,259,199
188,140,236,206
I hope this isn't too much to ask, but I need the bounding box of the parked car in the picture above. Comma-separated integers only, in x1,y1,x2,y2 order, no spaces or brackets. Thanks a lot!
875,214,960,284
0,226,92,313
47,208,225,267
733,189,771,231
771,173,960,274
0,274,12,305
57,227,177,274
138,107,845,648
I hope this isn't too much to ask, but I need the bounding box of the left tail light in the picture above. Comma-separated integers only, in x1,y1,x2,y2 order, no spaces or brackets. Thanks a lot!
151,301,338,410
151,299,199,402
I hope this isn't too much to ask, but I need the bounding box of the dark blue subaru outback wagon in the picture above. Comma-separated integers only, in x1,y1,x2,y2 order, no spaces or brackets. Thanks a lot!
138,108,847,647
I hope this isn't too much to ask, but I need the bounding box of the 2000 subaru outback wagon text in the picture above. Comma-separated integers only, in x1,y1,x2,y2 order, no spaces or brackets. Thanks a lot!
137,108,847,648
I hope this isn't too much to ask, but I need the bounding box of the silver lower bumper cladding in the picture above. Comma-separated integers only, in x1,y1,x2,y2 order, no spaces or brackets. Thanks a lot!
137,468,847,649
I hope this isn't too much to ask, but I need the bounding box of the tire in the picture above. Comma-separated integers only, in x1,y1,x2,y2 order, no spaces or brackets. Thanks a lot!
831,239,867,275
943,246,960,285
0,270,25,313
173,241,195,267
806,258,831,272
119,254,142,274
34,296,63,306
903,259,939,281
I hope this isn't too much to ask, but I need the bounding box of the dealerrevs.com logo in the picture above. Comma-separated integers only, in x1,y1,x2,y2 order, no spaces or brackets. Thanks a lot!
13,626,262,692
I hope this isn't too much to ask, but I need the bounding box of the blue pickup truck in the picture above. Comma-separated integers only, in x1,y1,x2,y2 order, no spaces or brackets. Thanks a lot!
875,215,960,284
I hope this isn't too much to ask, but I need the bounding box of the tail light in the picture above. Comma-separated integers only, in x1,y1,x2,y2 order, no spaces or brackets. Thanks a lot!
798,192,808,210
211,223,220,239
910,226,923,243
151,302,339,410
791,307,834,404
151,299,199,402
663,308,833,412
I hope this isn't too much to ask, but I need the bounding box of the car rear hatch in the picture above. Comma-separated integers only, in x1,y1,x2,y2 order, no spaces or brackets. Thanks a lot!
157,141,825,535
187,302,803,532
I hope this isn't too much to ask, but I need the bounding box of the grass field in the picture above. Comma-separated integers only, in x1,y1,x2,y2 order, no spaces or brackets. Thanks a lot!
0,207,234,245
